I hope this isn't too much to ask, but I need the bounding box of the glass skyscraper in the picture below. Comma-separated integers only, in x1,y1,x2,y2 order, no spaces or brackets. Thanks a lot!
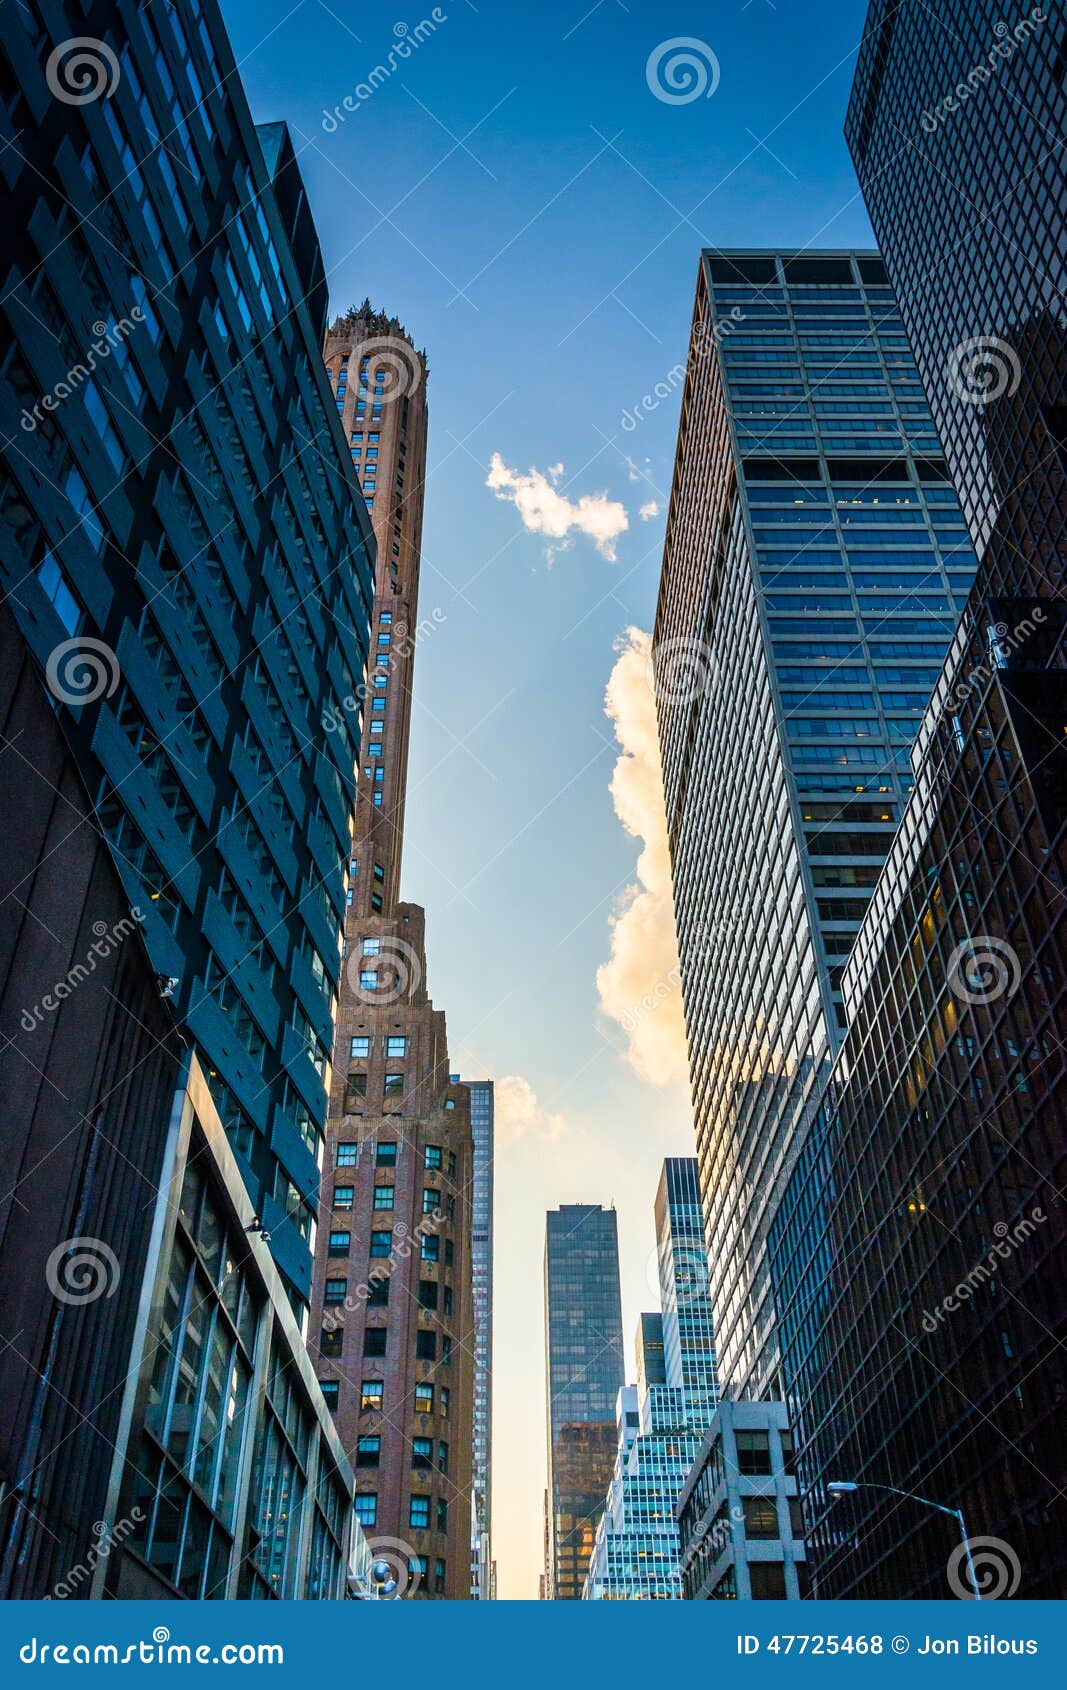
543,1204,624,1599
763,0,1066,1598
584,1160,720,1601
654,249,978,1397
0,0,374,1311
466,1078,495,1597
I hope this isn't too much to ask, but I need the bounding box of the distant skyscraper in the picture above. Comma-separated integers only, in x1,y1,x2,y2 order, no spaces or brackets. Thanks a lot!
654,248,978,1396
584,1160,720,1600
0,0,375,1315
308,309,476,1599
465,1078,495,1598
543,1204,625,1599
760,0,1067,1598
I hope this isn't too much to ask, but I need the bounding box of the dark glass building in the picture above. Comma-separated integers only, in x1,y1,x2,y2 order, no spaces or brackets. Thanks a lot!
0,0,374,1308
544,1204,625,1598
654,249,977,1397
764,0,1067,1598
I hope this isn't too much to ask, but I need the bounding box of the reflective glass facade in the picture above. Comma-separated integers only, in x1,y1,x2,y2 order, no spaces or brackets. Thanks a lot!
544,1205,624,1598
654,249,977,1395
0,0,374,1309
762,0,1067,1599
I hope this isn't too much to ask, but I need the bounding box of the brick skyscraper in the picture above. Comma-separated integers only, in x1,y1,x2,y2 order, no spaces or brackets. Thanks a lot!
308,307,476,1599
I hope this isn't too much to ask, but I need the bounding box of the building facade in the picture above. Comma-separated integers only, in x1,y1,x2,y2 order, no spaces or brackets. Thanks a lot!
677,1401,806,1600
653,248,978,1397
543,1204,625,1598
0,0,374,1312
762,0,1067,1598
465,1077,495,1598
307,311,477,1599
584,1160,719,1601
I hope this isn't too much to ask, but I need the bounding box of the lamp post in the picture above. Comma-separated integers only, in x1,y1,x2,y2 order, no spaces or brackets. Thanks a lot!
827,1479,981,1600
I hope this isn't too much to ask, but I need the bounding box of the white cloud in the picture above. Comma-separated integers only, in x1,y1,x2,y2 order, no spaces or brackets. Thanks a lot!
639,500,661,521
486,453,629,562
595,627,689,1087
492,1074,567,1142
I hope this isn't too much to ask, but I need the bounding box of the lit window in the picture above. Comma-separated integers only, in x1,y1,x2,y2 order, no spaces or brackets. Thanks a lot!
333,1185,354,1210
351,1036,371,1058
361,1379,384,1412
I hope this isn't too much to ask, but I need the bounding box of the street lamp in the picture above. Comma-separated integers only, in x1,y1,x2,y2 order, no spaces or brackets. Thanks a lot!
827,1479,981,1600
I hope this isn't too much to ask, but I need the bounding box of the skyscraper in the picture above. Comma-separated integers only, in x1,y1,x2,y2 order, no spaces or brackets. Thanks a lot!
465,1078,495,1598
654,249,979,1397
543,1204,625,1599
584,1160,720,1600
761,0,1067,1598
307,311,476,1599
0,3,374,1313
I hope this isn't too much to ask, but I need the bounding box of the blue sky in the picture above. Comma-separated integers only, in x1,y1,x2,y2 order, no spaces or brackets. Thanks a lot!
223,0,875,1598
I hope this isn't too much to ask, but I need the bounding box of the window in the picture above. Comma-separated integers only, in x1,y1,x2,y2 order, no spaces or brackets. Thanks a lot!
376,1141,397,1166
420,1235,439,1262
414,1383,434,1414
370,1230,392,1257
361,1379,384,1412
418,1279,439,1310
356,1436,380,1468
443,1286,453,1317
350,1036,370,1058
360,970,377,991
373,1184,394,1210
373,861,386,878
336,1142,357,1166
320,1328,342,1358
333,1185,354,1210
409,1496,430,1530
319,1379,339,1409
436,1498,447,1532
384,1072,404,1094
366,1277,389,1307
437,1441,448,1475
424,1145,443,1170
442,1335,452,1366
744,1496,780,1539
434,1558,446,1595
324,1278,346,1306
362,937,380,955
749,1563,787,1599
36,553,82,636
412,1437,433,1470
422,1188,440,1214
735,1430,772,1476
328,1230,351,1256
439,1387,450,1420
354,1494,377,1528
363,1327,387,1357
444,1241,454,1267
387,1036,407,1057
344,1073,367,1101
416,1330,437,1361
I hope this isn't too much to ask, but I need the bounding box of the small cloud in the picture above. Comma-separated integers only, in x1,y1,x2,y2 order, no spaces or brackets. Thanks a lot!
639,500,661,521
486,452,629,562
493,1075,567,1142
